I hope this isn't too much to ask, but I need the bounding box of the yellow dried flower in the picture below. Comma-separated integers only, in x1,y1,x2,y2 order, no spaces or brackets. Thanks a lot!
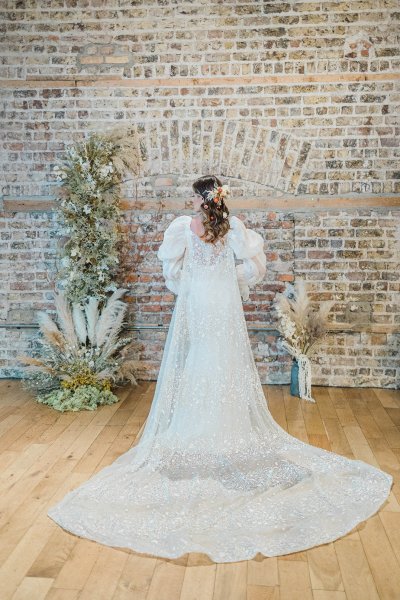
60,372,112,392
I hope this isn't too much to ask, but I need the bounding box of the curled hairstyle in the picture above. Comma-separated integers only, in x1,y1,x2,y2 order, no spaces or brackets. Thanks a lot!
192,175,230,244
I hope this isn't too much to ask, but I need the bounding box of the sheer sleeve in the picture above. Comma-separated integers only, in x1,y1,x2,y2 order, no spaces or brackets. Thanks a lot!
227,215,267,301
157,215,190,295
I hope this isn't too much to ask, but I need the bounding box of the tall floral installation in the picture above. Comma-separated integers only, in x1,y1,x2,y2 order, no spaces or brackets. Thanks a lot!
274,279,335,403
18,128,143,411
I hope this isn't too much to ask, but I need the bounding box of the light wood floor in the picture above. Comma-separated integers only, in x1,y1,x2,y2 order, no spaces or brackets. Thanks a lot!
0,380,399,600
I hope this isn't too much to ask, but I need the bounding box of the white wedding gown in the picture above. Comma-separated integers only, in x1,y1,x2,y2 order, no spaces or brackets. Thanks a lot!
48,214,393,563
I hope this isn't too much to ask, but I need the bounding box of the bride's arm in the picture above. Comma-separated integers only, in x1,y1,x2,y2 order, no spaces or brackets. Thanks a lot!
157,216,189,295
228,216,267,302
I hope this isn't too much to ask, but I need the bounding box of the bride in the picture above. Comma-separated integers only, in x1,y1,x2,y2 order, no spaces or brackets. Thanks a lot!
48,175,393,563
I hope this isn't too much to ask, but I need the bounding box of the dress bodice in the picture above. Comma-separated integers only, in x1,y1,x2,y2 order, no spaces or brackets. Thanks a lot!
157,215,267,301
186,224,234,273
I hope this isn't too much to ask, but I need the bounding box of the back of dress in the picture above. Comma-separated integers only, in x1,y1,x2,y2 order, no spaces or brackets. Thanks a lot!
156,214,267,302
184,228,237,356
47,212,393,564
140,214,270,451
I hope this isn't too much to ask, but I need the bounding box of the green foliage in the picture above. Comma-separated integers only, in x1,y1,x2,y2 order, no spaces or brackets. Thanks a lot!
53,128,142,305
36,384,119,412
54,134,123,304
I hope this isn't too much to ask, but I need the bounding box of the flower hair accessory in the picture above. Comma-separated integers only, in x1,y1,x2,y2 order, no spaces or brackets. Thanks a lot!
204,184,231,205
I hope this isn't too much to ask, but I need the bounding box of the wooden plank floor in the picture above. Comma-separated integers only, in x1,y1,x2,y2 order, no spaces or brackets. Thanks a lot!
0,380,399,600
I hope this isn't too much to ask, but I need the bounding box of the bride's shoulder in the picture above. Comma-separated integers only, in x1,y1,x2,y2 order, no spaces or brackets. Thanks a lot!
227,215,246,235
158,215,190,259
168,215,191,225
228,215,245,225
164,215,191,233
171,215,192,224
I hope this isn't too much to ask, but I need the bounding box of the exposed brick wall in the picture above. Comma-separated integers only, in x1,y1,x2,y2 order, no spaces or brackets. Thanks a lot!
1,1,400,199
2,84,400,198
1,1,399,388
1,208,399,387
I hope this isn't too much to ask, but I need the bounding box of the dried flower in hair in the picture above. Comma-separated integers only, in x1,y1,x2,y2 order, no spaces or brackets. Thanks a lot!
204,183,231,205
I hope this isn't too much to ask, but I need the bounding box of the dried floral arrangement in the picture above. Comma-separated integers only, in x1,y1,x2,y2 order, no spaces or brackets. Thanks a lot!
274,279,335,402
18,290,139,411
18,128,143,411
54,127,142,305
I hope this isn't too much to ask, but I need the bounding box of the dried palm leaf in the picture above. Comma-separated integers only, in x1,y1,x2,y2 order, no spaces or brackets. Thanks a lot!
17,355,45,367
95,289,128,348
95,367,115,380
101,310,128,357
43,329,66,349
37,311,61,336
287,280,312,326
84,297,99,345
275,293,291,314
105,126,143,178
53,291,79,348
72,303,87,344
119,339,141,358
115,360,140,385
36,312,66,349
17,355,57,375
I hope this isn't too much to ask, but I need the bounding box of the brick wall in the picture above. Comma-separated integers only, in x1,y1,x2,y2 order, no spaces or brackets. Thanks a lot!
1,207,398,387
1,1,399,387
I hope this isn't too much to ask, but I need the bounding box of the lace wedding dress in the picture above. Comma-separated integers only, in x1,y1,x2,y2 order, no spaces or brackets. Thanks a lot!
48,214,393,563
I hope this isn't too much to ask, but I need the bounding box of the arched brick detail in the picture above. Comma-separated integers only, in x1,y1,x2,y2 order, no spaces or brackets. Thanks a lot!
132,119,311,200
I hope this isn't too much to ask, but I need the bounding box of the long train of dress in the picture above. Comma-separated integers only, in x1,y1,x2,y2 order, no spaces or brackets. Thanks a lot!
47,215,393,563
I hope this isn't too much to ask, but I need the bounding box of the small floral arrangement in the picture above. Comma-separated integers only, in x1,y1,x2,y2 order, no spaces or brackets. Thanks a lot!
205,184,231,203
54,127,142,305
203,184,230,218
274,279,335,402
18,289,139,412
204,183,230,203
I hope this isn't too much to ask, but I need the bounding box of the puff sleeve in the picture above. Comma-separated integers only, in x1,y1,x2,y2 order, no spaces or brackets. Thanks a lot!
227,216,267,301
157,216,189,295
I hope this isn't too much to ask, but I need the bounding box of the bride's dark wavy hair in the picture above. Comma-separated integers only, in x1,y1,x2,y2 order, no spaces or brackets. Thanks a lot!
192,175,230,244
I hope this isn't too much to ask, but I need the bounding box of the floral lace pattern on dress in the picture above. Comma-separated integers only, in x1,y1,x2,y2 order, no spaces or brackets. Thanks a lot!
47,215,393,563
